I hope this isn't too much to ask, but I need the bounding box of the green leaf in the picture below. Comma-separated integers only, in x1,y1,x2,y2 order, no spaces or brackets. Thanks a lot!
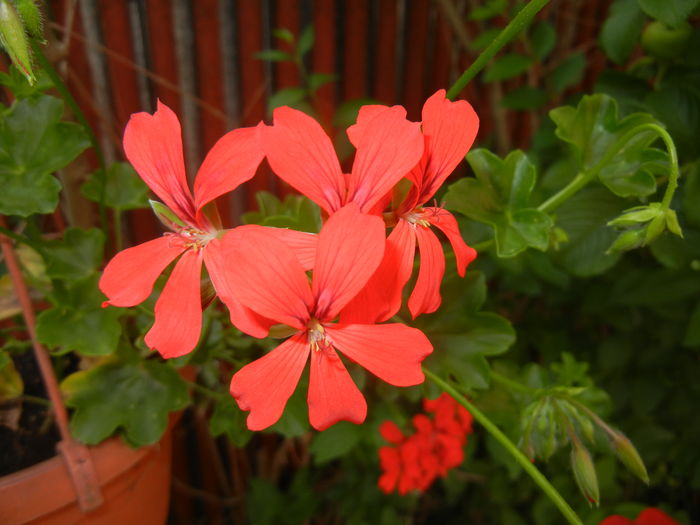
297,25,315,56
81,162,149,210
308,73,335,92
555,187,625,276
598,147,664,198
254,49,292,62
210,395,252,447
470,28,502,51
600,0,646,64
446,149,553,257
0,350,23,401
272,28,294,43
0,95,90,216
645,82,700,160
501,86,548,110
530,21,556,60
310,422,361,463
270,383,309,437
637,0,700,27
62,359,189,446
42,227,105,281
549,52,585,93
550,94,663,179
268,87,308,113
469,0,507,20
243,191,321,233
484,54,533,82
36,274,123,356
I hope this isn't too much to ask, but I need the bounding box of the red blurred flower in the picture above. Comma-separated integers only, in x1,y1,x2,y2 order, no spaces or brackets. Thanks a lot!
600,508,680,525
221,204,433,431
378,393,473,494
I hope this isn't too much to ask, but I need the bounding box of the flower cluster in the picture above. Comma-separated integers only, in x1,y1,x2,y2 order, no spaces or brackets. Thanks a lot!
99,90,478,431
600,508,680,525
378,393,473,494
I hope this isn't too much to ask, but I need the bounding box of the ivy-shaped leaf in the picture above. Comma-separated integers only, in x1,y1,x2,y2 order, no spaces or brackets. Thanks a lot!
41,227,105,282
36,274,123,356
0,95,90,216
61,359,189,447
550,94,665,197
81,162,150,210
446,149,553,257
309,422,361,463
210,396,253,448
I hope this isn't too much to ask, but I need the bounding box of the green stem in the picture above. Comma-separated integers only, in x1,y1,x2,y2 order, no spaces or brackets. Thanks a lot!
21,393,52,407
538,123,680,214
446,0,551,100
424,367,584,525
32,42,108,233
0,225,42,252
186,380,226,400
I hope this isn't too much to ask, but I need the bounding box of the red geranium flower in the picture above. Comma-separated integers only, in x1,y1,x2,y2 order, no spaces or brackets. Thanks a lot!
220,204,433,431
600,508,680,525
99,101,313,357
378,393,473,495
343,90,479,322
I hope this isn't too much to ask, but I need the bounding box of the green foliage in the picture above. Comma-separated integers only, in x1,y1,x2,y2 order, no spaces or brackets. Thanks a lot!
61,358,189,446
637,0,700,27
484,53,534,82
36,274,123,356
0,95,89,216
209,395,253,447
41,227,105,281
81,162,149,210
600,0,646,64
530,21,556,60
0,350,23,401
447,149,553,257
242,191,322,232
310,422,362,463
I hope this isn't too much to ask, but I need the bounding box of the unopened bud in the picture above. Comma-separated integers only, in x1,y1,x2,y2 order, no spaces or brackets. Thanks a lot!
644,213,666,244
609,430,649,485
14,0,43,40
571,440,599,507
0,0,35,84
607,205,661,228
665,209,683,237
149,199,186,231
608,228,645,253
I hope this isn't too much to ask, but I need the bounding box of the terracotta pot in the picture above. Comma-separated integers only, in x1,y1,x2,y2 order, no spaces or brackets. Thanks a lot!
0,426,173,525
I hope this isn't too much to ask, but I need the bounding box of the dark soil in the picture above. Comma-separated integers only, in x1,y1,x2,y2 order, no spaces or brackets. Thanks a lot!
0,350,61,476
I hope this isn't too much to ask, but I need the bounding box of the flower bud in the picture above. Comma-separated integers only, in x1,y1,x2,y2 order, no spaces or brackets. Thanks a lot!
0,0,35,85
664,208,683,237
609,430,649,484
644,213,666,244
571,440,600,507
14,0,43,40
608,228,646,253
570,440,599,507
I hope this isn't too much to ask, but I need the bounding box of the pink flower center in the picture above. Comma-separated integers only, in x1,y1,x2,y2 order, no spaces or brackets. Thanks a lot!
171,227,215,251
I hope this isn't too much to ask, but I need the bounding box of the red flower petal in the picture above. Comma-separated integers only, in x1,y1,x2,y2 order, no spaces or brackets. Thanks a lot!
415,89,479,203
325,323,432,386
378,446,401,493
230,333,310,431
263,107,345,214
236,225,317,271
100,235,185,307
424,208,476,277
217,228,314,330
347,106,424,212
340,219,416,324
308,347,367,430
123,100,196,223
312,204,385,321
635,508,680,525
346,104,388,148
203,239,275,338
193,124,264,216
144,249,203,358
380,421,405,444
599,517,635,525
408,225,445,318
